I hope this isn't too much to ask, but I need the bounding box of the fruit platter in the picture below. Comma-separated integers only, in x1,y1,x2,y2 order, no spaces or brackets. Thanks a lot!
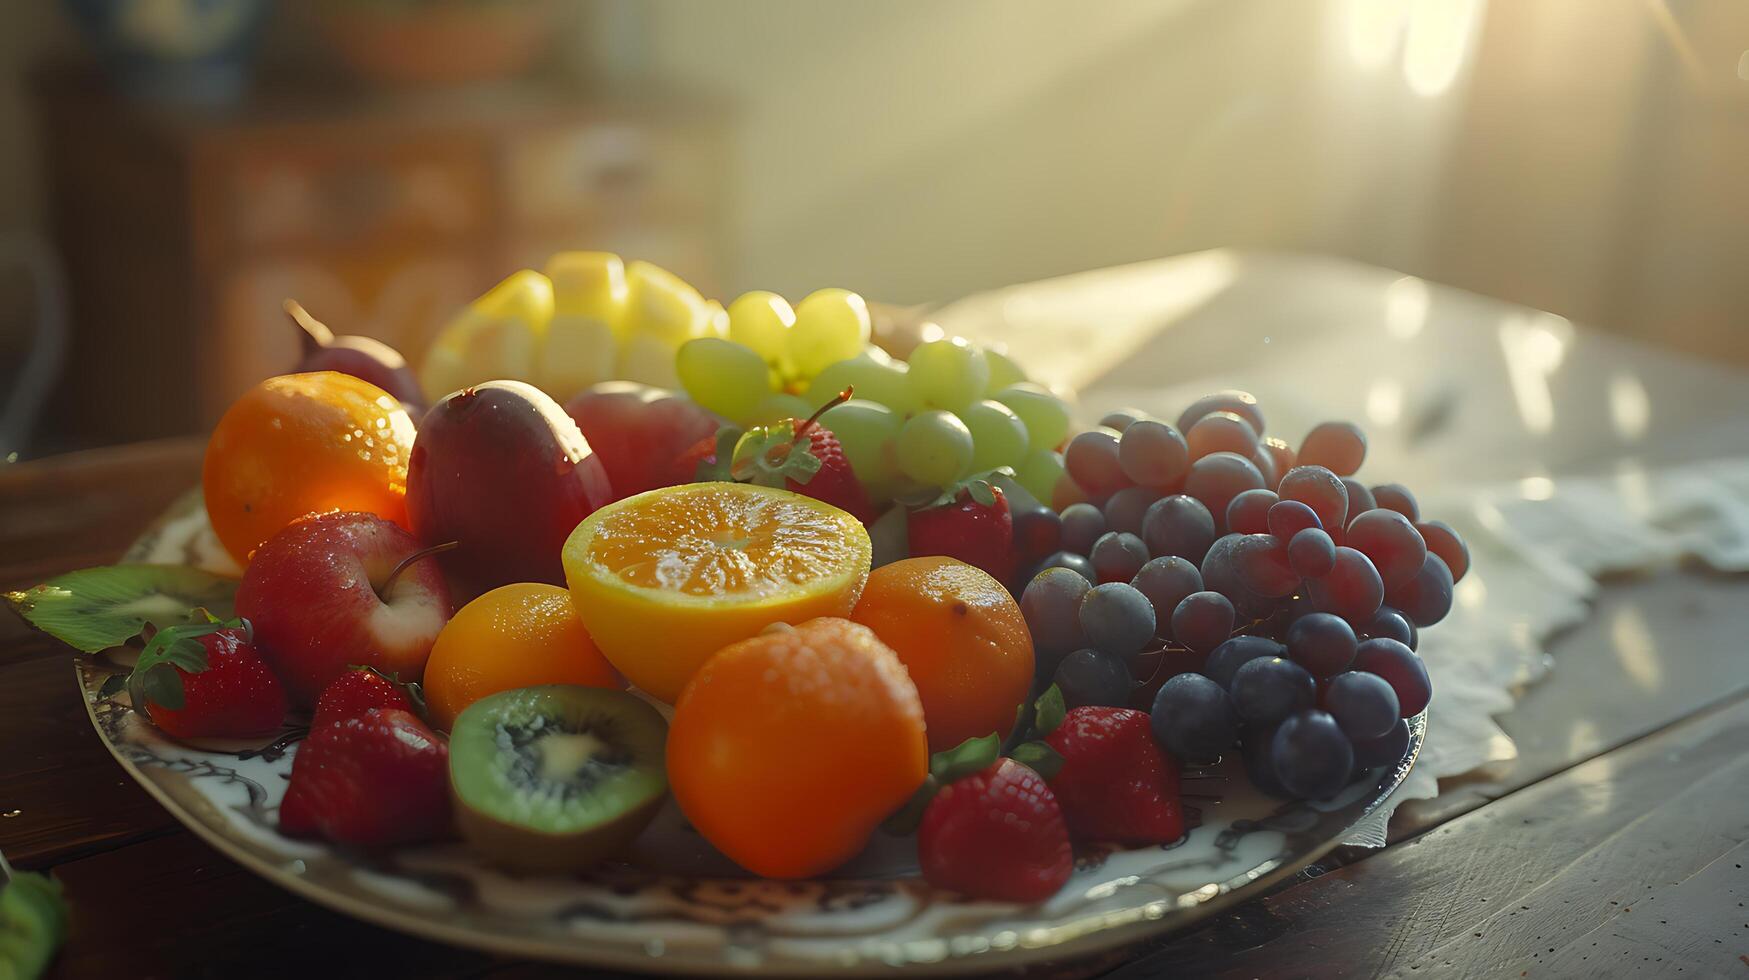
7,253,1462,974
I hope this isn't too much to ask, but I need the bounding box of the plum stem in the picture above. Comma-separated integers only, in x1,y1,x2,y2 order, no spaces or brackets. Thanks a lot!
378,541,458,600
284,299,334,354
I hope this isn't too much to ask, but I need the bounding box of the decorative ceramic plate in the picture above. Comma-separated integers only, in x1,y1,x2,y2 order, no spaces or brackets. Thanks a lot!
82,492,1424,976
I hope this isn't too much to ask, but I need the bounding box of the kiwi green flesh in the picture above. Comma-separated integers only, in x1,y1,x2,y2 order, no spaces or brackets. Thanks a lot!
450,685,668,872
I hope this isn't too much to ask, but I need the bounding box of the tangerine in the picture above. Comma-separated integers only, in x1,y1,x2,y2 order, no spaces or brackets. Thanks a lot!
852,556,1035,752
423,583,622,731
666,618,927,878
203,372,417,564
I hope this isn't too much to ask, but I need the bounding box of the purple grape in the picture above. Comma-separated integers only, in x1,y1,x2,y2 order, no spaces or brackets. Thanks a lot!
1205,635,1286,688
1417,520,1470,583
1341,478,1376,517
1272,710,1356,800
1371,483,1419,521
1103,486,1161,537
1353,638,1431,716
1323,670,1400,740
1230,656,1317,726
1151,673,1239,763
1386,552,1455,627
1278,465,1349,540
1116,419,1191,491
1053,648,1133,709
1033,550,1095,585
1358,606,1418,650
1258,437,1296,487
1184,452,1266,532
1199,533,1278,621
1142,494,1216,564
1098,408,1147,432
1305,546,1384,624
1288,528,1337,578
1345,509,1428,589
1090,531,1149,584
1079,582,1156,657
1065,428,1130,497
1232,533,1300,597
1243,725,1291,797
1131,556,1202,640
1250,445,1278,489
1176,390,1265,437
1297,421,1366,476
1226,488,1279,535
1352,717,1411,770
1171,590,1235,654
1284,611,1357,676
1013,506,1063,564
1059,503,1106,555
1187,411,1259,461
1021,566,1092,656
1267,499,1322,541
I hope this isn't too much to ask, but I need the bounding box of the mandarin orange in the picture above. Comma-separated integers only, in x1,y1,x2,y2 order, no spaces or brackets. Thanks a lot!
423,583,622,731
666,618,927,878
203,372,416,564
851,556,1035,753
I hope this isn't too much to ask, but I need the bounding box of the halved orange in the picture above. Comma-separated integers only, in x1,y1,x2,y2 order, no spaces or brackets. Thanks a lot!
561,483,872,702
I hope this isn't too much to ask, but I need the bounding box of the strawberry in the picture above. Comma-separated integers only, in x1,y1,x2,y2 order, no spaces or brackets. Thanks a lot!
109,618,288,740
310,666,418,730
1044,706,1184,845
907,479,1015,584
279,708,450,846
686,389,874,522
919,756,1072,902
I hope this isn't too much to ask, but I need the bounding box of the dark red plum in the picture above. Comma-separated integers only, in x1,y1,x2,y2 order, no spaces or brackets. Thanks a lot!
287,300,426,413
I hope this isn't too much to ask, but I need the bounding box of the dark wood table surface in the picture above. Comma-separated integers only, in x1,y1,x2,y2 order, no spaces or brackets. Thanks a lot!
3,437,1746,979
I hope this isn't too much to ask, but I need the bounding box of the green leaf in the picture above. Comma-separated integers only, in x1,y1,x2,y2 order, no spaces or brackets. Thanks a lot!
97,674,127,699
965,479,996,507
1009,740,1066,781
1034,684,1067,737
4,565,238,653
774,446,823,484
123,617,241,714
692,425,743,483
929,732,1001,783
0,860,68,980
138,664,185,711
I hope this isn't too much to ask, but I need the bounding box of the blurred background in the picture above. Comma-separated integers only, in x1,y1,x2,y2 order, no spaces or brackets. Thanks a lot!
0,0,1744,457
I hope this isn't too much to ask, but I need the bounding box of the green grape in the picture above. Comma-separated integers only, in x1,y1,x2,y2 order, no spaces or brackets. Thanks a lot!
819,398,901,491
676,337,772,424
960,399,1030,472
983,345,1028,390
806,353,915,413
906,336,990,411
1015,447,1067,503
993,382,1071,452
790,288,871,379
896,410,975,487
748,391,813,425
728,290,797,375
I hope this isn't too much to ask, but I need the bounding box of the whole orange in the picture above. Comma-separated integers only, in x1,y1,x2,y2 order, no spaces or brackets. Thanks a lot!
666,618,927,878
423,583,622,731
852,556,1035,753
203,372,417,564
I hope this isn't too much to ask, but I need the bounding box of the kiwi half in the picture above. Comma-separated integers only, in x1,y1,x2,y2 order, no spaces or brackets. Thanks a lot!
450,685,668,873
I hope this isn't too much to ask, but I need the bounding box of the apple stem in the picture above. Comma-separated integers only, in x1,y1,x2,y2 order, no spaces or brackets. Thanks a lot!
378,541,458,600
284,298,334,354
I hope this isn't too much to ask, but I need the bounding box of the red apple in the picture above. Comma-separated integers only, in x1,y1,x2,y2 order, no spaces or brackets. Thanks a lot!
236,511,454,708
564,381,724,499
287,300,426,415
408,380,614,597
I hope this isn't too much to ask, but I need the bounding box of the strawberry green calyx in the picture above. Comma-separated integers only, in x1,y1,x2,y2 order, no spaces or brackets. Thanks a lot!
901,465,1016,511
102,610,250,714
880,723,1065,836
725,387,855,488
344,663,428,719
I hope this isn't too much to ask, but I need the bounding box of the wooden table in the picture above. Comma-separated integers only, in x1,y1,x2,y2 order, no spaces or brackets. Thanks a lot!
5,254,1748,977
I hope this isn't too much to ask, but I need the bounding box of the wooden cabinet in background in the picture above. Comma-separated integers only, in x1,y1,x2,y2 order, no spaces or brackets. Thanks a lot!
33,70,725,447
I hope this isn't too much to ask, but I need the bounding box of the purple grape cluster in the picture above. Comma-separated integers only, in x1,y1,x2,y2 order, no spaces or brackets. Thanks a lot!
1017,390,1467,801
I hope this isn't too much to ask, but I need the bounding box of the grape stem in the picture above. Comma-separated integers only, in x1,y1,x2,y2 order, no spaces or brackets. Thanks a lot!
284,298,335,354
789,386,854,444
377,541,459,600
